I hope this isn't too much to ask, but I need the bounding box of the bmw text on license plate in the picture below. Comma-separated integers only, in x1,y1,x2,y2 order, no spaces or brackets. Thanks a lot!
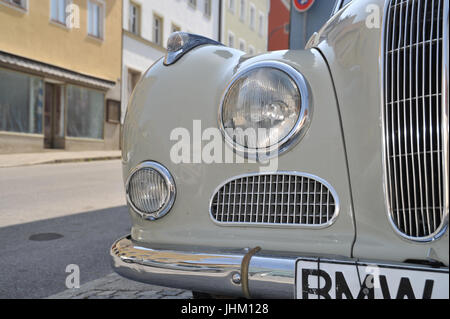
296,258,449,299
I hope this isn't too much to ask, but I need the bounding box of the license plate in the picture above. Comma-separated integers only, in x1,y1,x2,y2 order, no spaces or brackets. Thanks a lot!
295,258,449,299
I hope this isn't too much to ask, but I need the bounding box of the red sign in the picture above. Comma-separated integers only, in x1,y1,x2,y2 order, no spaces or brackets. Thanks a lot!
293,0,315,12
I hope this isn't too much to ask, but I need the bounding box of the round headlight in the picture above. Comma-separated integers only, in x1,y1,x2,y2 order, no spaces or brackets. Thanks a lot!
220,61,310,159
126,162,176,220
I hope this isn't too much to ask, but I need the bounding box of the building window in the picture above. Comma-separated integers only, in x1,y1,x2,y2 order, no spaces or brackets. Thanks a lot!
67,85,104,140
239,39,246,52
258,12,264,37
88,0,104,39
171,23,181,34
129,2,141,35
204,0,211,17
228,32,235,48
188,0,196,9
0,68,43,135
249,4,255,30
106,99,120,124
51,0,69,25
0,0,27,11
239,0,245,21
128,69,141,98
153,14,163,46
228,0,235,13
248,45,255,55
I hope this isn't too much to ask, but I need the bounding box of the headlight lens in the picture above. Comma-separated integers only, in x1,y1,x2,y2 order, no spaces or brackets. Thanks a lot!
220,62,308,157
126,162,176,220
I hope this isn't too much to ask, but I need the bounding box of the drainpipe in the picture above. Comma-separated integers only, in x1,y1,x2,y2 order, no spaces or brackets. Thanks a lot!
218,0,222,42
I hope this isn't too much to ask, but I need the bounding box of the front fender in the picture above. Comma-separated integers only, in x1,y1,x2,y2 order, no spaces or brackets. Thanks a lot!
314,0,448,265
122,45,355,257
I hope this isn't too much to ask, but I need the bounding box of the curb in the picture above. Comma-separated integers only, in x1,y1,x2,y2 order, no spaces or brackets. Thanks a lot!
0,156,122,169
52,156,122,165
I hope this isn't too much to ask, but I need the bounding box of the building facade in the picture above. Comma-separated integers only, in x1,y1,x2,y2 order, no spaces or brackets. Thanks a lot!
0,0,122,154
268,0,289,51
222,0,270,54
121,0,220,124
0,0,274,154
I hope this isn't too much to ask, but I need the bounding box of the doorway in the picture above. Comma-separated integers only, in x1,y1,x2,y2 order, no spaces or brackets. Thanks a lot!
44,83,65,149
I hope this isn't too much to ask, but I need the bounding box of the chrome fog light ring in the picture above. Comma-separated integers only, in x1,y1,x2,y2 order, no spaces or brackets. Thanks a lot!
126,161,176,221
218,60,311,161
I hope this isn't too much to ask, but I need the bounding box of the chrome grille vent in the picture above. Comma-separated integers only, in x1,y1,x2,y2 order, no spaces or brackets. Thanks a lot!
210,173,339,227
382,0,449,240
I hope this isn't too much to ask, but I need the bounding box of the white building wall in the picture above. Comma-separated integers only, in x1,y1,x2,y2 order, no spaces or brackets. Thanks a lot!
121,35,166,123
121,0,219,123
123,0,219,47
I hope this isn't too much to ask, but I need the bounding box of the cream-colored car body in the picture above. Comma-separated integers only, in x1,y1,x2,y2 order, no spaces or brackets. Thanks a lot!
115,0,448,297
122,47,354,257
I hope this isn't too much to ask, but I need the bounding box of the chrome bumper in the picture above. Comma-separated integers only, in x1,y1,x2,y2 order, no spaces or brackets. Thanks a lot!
110,235,297,298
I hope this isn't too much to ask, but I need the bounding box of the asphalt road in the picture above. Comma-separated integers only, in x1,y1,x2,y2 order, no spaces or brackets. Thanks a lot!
0,160,131,299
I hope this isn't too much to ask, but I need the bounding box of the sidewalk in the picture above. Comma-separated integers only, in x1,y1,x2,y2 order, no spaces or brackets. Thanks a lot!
0,150,122,168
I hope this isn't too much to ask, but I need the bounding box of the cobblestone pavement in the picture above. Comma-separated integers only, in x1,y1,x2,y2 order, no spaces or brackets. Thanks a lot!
47,273,192,299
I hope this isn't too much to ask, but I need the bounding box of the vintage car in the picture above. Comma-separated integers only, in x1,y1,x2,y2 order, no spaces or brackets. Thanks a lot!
111,0,449,299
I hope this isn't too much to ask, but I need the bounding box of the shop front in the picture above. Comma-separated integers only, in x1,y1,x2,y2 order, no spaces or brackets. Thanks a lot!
0,52,120,154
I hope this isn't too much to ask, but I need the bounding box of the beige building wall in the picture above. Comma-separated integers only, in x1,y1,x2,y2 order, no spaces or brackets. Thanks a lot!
0,0,122,82
223,0,270,54
0,0,123,154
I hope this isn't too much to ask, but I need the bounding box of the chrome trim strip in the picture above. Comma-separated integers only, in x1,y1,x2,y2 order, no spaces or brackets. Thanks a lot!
218,60,311,161
409,0,419,239
380,0,449,242
208,172,340,229
111,236,449,299
331,0,344,17
442,0,449,239
125,161,176,221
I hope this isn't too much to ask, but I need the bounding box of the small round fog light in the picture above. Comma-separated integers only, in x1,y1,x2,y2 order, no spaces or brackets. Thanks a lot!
126,162,176,220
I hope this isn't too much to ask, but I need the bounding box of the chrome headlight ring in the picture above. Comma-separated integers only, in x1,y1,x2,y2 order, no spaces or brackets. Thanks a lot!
218,60,311,161
126,161,176,221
